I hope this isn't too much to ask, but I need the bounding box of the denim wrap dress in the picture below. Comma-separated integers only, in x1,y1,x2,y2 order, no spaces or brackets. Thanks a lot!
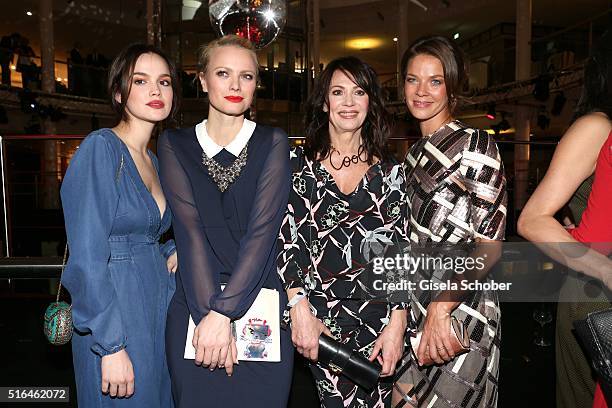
60,128,176,407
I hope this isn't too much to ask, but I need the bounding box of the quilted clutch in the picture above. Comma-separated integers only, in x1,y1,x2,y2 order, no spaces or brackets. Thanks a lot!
574,308,612,404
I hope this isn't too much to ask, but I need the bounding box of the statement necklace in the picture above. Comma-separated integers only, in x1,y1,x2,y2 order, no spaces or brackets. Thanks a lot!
201,145,248,192
328,144,367,170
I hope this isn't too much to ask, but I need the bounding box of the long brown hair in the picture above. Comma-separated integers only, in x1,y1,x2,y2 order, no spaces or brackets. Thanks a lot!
304,56,391,164
107,43,181,125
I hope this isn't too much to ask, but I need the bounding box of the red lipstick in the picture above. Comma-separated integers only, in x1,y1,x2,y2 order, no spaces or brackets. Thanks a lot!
224,96,244,103
146,100,165,109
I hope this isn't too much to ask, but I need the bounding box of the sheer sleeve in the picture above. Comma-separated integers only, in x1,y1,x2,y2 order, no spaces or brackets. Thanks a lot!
60,132,126,356
277,147,312,291
208,129,290,319
158,130,220,324
460,129,508,240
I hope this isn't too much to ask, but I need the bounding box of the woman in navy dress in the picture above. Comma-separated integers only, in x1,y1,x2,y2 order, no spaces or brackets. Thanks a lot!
61,44,180,407
158,35,293,407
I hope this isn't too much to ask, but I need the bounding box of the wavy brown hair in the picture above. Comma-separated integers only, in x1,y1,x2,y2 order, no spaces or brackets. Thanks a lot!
304,56,391,164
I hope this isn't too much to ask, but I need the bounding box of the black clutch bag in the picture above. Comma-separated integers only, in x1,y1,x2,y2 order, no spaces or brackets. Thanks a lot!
573,308,612,404
318,334,380,391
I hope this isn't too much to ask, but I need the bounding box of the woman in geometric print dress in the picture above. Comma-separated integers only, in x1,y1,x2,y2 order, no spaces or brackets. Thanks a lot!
277,56,408,408
394,36,507,407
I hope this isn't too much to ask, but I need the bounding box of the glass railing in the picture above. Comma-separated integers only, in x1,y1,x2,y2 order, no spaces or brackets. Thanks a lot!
0,134,559,259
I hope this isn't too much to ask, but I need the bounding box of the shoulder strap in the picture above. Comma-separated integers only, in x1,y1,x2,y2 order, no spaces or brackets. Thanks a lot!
55,243,68,302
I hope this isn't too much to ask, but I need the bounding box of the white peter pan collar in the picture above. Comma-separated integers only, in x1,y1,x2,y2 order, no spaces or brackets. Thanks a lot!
195,118,256,157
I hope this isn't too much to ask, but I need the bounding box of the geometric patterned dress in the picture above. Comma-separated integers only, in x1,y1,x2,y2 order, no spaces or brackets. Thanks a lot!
394,120,508,408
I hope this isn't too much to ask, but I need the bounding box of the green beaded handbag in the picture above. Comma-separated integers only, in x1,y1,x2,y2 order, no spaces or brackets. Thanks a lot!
43,245,73,345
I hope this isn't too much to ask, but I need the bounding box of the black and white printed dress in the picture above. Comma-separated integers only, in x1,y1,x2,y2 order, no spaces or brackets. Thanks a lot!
395,120,507,408
278,146,409,407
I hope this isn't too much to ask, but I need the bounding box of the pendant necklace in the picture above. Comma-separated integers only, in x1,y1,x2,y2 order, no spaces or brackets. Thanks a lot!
328,144,367,170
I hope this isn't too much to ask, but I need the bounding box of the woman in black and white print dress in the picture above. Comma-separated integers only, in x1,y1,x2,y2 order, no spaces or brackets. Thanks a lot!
277,56,409,408
393,36,507,408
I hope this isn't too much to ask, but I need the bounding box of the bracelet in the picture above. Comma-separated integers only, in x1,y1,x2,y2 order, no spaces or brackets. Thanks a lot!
287,289,307,308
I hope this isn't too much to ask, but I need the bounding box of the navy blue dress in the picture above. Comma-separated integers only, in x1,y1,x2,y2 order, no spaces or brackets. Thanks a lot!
158,125,294,408
61,129,176,407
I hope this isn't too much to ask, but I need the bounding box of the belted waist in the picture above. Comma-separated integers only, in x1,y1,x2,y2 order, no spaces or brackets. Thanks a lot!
108,235,158,258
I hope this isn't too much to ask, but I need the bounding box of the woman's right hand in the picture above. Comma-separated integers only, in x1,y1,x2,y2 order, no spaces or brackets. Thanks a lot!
289,299,331,362
193,310,233,371
100,349,134,398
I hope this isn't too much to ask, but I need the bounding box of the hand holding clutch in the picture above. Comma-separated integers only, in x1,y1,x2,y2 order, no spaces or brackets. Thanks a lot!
410,316,470,366
318,334,381,391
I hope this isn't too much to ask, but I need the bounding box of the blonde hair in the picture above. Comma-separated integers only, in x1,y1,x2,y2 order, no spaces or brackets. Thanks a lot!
197,35,259,76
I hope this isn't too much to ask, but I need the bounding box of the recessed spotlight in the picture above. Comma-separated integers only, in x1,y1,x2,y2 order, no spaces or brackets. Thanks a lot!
26,11,33,16
10,65,16,70
453,32,460,40
56,77,62,81
393,37,398,42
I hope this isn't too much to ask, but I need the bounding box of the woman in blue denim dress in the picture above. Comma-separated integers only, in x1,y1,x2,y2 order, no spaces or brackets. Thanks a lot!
60,44,180,407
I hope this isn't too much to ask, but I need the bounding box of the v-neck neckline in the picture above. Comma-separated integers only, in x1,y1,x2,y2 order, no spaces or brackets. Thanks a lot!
111,131,167,222
317,160,381,198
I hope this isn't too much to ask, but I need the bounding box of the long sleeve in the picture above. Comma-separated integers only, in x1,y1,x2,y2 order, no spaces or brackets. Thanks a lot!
160,239,176,259
460,129,508,241
60,132,126,356
209,129,291,318
277,148,313,291
158,130,220,324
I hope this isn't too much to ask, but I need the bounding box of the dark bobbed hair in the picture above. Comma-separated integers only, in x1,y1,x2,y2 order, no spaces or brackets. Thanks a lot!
400,35,467,112
304,56,391,164
108,43,181,125
574,29,612,120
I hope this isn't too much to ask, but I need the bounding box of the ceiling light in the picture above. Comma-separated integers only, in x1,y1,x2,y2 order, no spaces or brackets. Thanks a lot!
453,32,460,40
26,11,33,16
393,37,398,42
346,38,383,50
537,112,550,130
56,77,62,81
10,65,16,70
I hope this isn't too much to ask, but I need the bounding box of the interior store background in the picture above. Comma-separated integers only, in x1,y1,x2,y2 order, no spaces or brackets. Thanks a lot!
0,0,610,406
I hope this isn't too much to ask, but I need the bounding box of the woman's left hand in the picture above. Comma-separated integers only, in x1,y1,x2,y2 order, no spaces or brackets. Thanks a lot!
417,301,455,365
369,310,407,377
166,252,178,273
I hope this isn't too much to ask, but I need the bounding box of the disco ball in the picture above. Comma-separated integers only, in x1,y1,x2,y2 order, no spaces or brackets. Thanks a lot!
209,0,287,49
